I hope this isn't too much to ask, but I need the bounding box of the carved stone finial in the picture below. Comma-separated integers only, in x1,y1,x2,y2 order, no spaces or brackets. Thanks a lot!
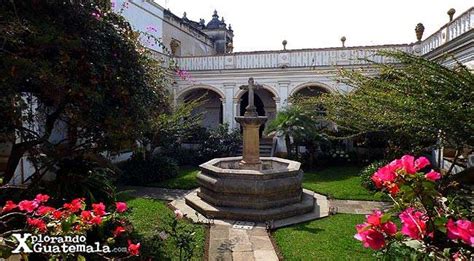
221,17,225,23
447,8,456,22
340,36,346,47
213,10,218,18
415,23,425,42
199,19,205,25
228,24,233,31
183,12,187,19
282,40,287,50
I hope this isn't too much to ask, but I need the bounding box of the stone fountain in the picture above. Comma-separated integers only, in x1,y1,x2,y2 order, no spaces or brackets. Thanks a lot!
185,78,321,222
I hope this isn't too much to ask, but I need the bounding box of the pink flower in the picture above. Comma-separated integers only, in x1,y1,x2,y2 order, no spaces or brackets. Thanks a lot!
371,165,397,188
115,202,127,213
27,218,47,232
128,240,141,256
399,208,428,240
447,219,474,246
414,157,430,170
34,194,50,203
355,224,386,250
174,209,184,219
18,200,39,213
381,221,398,236
424,170,441,181
2,200,17,213
113,226,126,237
400,155,417,174
92,202,106,216
366,210,383,226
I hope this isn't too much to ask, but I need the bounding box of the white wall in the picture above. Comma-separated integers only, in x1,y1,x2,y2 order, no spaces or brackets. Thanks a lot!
113,0,164,53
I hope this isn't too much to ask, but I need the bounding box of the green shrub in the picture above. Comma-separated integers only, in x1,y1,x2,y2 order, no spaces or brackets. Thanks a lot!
120,153,178,185
198,123,241,162
42,156,117,204
360,160,387,191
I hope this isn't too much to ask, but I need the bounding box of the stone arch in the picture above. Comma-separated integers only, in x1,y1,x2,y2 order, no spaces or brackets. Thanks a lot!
234,84,279,100
290,81,333,97
176,84,225,101
176,85,224,129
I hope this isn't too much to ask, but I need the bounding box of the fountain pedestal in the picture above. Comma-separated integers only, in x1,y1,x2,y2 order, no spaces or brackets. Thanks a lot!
235,116,267,170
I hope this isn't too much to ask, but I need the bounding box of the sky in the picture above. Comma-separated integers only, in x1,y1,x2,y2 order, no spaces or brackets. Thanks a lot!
154,0,472,52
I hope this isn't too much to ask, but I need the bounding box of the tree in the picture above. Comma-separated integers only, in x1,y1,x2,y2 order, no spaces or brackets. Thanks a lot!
0,1,169,185
314,51,473,164
265,105,329,160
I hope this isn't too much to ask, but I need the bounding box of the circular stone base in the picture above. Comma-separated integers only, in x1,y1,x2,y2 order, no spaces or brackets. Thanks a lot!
185,189,316,222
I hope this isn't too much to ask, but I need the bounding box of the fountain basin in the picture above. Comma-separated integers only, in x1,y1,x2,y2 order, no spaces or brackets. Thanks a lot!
185,156,315,221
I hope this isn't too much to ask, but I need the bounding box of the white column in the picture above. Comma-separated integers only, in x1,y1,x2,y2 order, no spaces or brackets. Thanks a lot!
274,97,281,112
278,81,290,108
223,83,236,128
233,98,241,128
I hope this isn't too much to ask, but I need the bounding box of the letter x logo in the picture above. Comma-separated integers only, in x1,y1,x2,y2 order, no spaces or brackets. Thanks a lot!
11,233,33,253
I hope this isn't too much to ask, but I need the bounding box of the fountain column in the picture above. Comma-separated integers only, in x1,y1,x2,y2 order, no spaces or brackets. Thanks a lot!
235,78,267,170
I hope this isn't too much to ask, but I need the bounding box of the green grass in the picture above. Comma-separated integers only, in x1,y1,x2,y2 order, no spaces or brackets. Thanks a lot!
152,166,200,190
273,214,374,260
124,197,205,260
303,166,383,201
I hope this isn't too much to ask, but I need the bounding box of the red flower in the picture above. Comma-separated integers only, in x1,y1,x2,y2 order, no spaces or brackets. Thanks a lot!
92,202,106,216
64,198,84,213
18,200,39,213
2,201,17,213
115,202,127,213
90,215,102,225
34,194,50,203
81,210,93,222
127,240,140,256
113,226,126,237
36,206,55,216
399,208,428,240
400,155,417,174
52,210,64,219
424,170,441,181
27,218,47,232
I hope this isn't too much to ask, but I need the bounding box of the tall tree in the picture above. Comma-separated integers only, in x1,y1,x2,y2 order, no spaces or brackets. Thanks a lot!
0,1,169,185
313,51,473,162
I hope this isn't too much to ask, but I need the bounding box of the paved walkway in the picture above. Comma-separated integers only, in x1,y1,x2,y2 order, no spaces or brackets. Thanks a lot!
329,199,392,214
209,224,278,261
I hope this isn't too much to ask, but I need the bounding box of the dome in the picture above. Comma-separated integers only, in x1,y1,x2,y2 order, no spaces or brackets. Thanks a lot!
206,10,224,29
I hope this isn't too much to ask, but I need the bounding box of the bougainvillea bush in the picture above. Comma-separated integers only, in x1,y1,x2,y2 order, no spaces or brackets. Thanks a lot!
354,155,473,259
0,194,140,259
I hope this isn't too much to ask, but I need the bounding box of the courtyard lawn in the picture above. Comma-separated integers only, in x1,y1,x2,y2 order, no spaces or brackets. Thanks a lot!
124,196,206,260
303,166,384,201
273,214,374,260
152,166,200,190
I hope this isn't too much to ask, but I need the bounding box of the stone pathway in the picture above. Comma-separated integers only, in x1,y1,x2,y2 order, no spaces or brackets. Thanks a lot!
209,224,278,261
329,199,392,214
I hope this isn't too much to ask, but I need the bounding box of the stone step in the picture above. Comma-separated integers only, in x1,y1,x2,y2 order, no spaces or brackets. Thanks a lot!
185,189,315,222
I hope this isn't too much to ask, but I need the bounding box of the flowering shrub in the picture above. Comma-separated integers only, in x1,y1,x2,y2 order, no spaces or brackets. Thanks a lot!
354,155,473,259
0,194,140,259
